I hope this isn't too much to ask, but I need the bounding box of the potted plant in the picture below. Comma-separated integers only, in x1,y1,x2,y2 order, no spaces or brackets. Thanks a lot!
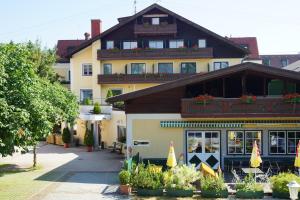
83,97,92,105
283,93,300,104
84,128,94,152
195,94,214,105
93,102,101,114
236,174,264,199
119,170,131,195
62,127,71,148
270,172,300,199
200,175,228,198
131,163,164,196
164,165,200,197
240,95,257,104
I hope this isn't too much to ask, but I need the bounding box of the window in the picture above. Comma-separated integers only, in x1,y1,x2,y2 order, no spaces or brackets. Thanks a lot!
117,126,126,143
169,40,184,48
287,131,300,154
152,17,160,25
111,89,122,96
198,39,206,48
262,58,271,66
269,131,286,154
106,41,114,49
158,63,173,73
82,64,92,76
149,40,164,49
281,58,289,67
131,63,145,74
181,62,196,74
80,89,93,102
228,131,244,154
123,41,137,49
103,64,112,75
227,130,262,155
213,62,229,70
245,131,262,154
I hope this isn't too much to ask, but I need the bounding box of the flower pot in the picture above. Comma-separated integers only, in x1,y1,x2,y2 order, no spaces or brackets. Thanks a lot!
166,188,194,197
119,184,131,195
136,188,163,196
272,191,290,199
236,190,264,199
201,189,228,198
87,146,93,152
64,143,69,148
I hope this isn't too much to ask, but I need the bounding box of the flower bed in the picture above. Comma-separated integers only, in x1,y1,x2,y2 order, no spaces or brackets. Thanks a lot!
236,174,264,199
136,188,164,196
200,174,228,198
165,188,193,197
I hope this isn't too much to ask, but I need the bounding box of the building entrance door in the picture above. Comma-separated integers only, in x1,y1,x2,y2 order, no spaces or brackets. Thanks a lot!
186,131,220,169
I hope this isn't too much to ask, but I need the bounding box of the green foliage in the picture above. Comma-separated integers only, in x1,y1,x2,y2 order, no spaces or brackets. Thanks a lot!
119,170,131,185
83,98,92,105
200,174,227,192
84,128,94,146
163,165,200,190
236,173,263,192
62,127,71,144
93,102,101,114
106,89,113,102
131,163,164,190
270,172,300,194
122,159,137,172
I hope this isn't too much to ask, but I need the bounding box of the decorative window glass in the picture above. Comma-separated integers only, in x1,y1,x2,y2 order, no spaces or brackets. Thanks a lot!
149,40,164,49
158,63,173,73
131,63,145,74
169,40,184,48
205,132,220,153
123,41,138,49
82,64,92,76
245,131,262,154
287,131,300,154
80,89,93,102
103,64,112,75
187,132,202,153
152,18,160,25
106,41,114,49
198,39,206,48
181,62,196,74
213,62,229,70
269,131,286,154
227,131,244,154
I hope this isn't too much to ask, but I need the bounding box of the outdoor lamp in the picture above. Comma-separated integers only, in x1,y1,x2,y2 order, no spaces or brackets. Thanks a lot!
287,181,300,200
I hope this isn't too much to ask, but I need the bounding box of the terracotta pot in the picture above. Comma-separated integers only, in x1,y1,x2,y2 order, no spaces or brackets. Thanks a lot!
64,143,69,148
119,184,131,195
87,146,93,152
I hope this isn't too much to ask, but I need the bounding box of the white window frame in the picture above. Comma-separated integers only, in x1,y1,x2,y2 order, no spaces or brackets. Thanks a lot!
245,131,262,155
123,41,138,49
287,131,300,155
152,17,160,25
269,131,287,155
169,40,184,48
198,39,206,48
82,63,93,76
227,130,244,155
149,40,164,49
106,41,114,49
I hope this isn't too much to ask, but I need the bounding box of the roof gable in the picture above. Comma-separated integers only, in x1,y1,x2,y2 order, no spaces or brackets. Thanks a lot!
108,62,300,102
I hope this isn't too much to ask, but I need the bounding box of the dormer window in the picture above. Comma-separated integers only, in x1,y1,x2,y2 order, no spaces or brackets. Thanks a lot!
152,18,160,25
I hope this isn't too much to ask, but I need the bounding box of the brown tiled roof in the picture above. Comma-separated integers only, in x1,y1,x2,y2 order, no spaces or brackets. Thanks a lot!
260,54,300,68
56,40,85,63
229,37,259,59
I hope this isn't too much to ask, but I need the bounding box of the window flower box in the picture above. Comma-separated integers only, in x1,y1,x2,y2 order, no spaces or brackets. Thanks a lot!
195,94,214,105
136,188,163,196
283,93,300,103
240,95,256,104
201,189,229,198
166,188,194,197
236,190,264,199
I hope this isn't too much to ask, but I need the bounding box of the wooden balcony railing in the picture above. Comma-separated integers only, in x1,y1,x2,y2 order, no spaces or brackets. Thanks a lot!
181,97,300,118
98,73,194,84
134,23,177,35
97,48,213,60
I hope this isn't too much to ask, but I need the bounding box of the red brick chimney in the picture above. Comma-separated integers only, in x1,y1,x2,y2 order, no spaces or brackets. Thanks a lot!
91,19,101,38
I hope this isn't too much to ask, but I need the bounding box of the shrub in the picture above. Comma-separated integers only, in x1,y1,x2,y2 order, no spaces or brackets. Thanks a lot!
106,89,113,102
119,170,131,185
62,127,71,144
84,128,94,146
236,173,263,192
164,165,200,190
83,98,92,105
270,172,300,194
131,163,164,190
200,174,227,192
122,159,137,172
93,102,101,114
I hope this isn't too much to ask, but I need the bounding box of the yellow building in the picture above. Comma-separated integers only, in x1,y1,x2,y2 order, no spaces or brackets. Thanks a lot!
60,4,258,149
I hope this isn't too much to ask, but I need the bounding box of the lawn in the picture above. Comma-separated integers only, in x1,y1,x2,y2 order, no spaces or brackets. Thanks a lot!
0,163,65,200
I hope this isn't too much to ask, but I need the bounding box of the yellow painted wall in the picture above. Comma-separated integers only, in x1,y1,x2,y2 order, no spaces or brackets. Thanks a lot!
74,119,87,145
132,119,183,158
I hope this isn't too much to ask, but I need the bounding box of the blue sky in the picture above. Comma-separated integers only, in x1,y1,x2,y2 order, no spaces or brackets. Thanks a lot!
0,0,299,54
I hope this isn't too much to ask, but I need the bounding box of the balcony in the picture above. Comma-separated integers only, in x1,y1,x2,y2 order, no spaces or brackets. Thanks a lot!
181,97,300,118
97,48,213,60
98,73,194,84
134,23,177,35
